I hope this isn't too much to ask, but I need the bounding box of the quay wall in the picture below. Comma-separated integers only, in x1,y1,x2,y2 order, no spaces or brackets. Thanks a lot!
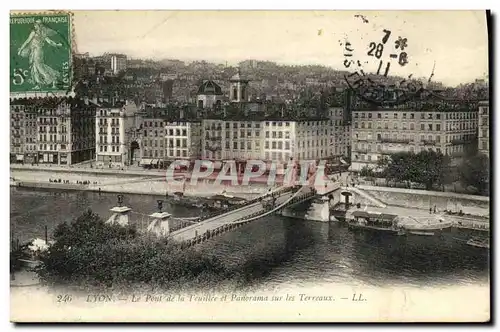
353,185,489,217
10,168,271,199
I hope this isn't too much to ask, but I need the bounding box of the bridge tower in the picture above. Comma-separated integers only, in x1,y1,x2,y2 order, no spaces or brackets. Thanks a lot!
147,200,172,237
106,194,131,226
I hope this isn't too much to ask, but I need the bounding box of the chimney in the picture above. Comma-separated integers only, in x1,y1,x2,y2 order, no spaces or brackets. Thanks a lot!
180,108,184,119
83,96,89,105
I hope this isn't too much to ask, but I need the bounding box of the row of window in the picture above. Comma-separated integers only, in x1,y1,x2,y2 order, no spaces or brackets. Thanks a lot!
354,121,476,131
98,127,120,135
98,135,121,144
98,145,121,152
354,112,477,120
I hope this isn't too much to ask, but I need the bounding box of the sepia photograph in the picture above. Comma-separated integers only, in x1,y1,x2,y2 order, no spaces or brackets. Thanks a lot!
8,7,491,323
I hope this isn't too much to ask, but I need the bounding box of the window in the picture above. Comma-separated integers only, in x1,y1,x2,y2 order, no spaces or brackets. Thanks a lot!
394,123,398,129
272,141,276,149
428,124,433,131
377,113,381,119
436,114,441,120
394,113,398,119
265,131,270,138
436,124,441,131
233,142,238,149
361,122,365,129
285,141,290,149
368,122,372,129
421,124,425,130
354,122,358,128
410,123,414,130
278,132,283,138
384,123,389,129
368,113,372,119
265,142,269,149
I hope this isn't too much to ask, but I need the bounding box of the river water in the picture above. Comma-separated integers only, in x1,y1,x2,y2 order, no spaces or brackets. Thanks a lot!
10,187,490,290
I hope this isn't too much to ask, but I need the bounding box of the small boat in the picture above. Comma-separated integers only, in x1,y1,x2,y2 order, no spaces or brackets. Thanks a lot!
396,215,453,236
466,237,490,249
407,231,435,236
347,211,402,235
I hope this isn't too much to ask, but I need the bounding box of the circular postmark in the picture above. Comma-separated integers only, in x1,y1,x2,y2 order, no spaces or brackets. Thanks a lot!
341,25,433,106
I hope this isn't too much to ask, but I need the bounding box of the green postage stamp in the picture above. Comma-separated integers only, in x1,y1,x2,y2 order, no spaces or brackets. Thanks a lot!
10,12,72,94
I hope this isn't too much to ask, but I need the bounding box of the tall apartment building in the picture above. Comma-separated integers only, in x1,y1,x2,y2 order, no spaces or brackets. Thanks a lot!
327,107,351,159
350,103,478,171
201,117,332,162
138,108,202,168
10,101,37,164
110,54,127,75
478,100,489,157
10,98,96,165
95,100,139,168
164,120,202,161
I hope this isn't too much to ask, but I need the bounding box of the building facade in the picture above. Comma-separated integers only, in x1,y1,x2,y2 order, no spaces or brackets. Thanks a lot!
201,117,332,162
10,98,96,165
350,104,478,171
95,100,139,168
478,100,489,157
327,107,351,159
110,54,127,75
164,120,202,161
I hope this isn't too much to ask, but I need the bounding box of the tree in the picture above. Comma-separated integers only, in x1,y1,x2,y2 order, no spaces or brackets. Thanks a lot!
458,154,490,195
380,150,451,190
36,210,231,290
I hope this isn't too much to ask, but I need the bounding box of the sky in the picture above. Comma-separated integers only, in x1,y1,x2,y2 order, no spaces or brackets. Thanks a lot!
71,10,489,86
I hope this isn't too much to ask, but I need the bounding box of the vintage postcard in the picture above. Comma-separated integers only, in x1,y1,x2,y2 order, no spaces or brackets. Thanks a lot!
9,10,490,322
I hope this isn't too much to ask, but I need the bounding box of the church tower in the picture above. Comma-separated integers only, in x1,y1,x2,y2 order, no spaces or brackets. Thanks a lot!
229,68,250,103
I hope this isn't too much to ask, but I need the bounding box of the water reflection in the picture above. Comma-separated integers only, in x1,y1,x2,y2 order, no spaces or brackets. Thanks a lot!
11,188,490,289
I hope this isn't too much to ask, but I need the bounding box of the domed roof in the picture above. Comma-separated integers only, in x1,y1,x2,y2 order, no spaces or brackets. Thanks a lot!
197,80,223,95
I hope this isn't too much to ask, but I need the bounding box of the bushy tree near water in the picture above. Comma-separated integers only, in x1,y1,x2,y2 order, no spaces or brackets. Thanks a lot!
376,150,452,190
35,209,232,290
458,153,490,195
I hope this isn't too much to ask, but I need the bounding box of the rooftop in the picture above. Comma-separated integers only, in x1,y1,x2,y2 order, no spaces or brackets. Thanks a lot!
197,80,223,95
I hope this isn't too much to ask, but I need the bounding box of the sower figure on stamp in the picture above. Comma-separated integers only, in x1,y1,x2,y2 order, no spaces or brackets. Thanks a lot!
17,20,62,89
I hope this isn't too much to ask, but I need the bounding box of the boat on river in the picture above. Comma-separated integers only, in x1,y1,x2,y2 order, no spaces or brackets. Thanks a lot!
347,211,404,235
396,215,452,236
466,237,490,249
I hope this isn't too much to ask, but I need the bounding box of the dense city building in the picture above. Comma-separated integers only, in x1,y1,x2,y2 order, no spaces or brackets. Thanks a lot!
10,98,96,165
110,54,127,75
164,119,203,161
201,117,332,162
95,99,140,168
350,100,479,171
478,100,490,157
327,107,351,159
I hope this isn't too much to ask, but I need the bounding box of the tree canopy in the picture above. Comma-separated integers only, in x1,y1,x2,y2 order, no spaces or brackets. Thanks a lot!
377,150,452,190
458,153,490,195
36,209,231,291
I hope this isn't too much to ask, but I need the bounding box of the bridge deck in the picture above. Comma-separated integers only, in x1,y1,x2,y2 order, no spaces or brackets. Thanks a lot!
169,185,316,243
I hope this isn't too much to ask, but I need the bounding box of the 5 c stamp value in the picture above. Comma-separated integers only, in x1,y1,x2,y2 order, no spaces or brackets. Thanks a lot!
10,12,72,94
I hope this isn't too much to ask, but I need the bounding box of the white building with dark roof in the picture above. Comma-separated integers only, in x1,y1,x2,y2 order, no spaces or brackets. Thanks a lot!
197,80,223,109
